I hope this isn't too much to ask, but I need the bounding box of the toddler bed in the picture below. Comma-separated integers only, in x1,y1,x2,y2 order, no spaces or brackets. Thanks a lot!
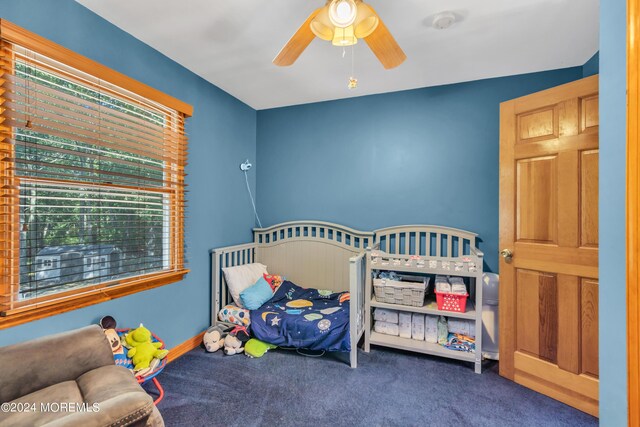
251,281,352,352
210,221,372,368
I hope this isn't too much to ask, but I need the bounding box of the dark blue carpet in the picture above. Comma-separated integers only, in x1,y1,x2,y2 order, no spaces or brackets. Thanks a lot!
147,346,598,427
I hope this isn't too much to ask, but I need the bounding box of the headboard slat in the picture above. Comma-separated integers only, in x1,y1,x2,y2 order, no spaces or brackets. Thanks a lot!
253,221,373,293
373,225,479,259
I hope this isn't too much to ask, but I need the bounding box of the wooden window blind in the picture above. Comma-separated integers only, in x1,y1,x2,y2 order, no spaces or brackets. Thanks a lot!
0,20,190,325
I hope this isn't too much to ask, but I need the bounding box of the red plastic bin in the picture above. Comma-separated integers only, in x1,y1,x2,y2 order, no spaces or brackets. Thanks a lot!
435,291,468,313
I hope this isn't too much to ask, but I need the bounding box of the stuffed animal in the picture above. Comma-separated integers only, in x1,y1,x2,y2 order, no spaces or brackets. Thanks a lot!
125,324,169,371
99,316,123,354
245,338,277,358
223,325,251,356
203,325,228,353
99,315,131,369
231,326,250,343
104,328,123,354
223,334,245,355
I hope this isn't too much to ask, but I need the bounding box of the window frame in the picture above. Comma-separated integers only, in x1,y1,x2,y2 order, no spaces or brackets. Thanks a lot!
0,20,191,329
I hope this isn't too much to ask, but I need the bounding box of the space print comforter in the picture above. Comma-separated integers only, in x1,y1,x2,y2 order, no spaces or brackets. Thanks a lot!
250,281,351,352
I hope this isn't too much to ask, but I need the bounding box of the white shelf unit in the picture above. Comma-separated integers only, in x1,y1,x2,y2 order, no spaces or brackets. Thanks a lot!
363,225,484,374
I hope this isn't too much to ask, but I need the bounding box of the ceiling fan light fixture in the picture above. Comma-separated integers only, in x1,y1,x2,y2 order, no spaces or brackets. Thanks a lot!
329,0,357,28
354,3,379,38
331,25,358,46
273,1,406,70
310,8,334,41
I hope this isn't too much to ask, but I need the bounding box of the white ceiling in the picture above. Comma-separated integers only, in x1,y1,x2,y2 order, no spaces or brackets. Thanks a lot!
76,0,599,110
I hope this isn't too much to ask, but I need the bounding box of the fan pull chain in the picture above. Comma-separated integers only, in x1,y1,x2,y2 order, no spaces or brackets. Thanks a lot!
348,44,358,90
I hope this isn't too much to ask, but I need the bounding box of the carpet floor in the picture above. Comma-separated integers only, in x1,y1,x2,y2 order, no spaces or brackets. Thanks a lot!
147,346,598,427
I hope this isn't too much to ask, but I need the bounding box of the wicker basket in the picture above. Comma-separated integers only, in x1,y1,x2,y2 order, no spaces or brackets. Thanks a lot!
373,276,429,307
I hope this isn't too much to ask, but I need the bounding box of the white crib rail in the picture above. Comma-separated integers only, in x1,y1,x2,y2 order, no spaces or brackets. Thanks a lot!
254,220,373,252
253,221,373,294
349,251,366,368
374,225,481,259
210,243,256,326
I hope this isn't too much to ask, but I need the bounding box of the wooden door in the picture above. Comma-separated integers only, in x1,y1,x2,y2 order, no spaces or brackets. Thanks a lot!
499,75,599,417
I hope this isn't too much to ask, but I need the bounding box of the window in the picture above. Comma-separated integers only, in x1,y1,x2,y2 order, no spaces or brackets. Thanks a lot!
0,20,191,326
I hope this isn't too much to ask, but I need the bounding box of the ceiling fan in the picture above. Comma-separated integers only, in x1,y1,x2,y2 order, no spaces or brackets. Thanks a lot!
273,0,407,70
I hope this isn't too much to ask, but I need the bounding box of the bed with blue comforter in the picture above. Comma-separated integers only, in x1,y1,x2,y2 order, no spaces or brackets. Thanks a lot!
250,281,351,352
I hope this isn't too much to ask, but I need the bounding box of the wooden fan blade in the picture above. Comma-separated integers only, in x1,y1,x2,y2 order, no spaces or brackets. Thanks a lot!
364,14,407,69
273,8,322,67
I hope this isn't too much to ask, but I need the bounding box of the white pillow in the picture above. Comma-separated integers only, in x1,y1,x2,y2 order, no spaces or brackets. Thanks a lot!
222,263,268,308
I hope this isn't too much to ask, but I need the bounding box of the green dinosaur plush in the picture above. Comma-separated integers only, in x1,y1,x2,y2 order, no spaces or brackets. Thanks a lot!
245,338,277,358
125,324,168,371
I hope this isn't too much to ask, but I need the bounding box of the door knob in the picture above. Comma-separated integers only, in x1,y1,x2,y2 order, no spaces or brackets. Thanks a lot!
500,249,513,262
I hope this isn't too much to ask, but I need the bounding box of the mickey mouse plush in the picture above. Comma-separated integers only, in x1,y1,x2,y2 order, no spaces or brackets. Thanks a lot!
100,315,123,354
203,325,229,353
99,315,130,368
223,326,250,356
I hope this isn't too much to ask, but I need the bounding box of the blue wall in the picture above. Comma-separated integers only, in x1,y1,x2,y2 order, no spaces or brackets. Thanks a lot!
256,68,583,273
599,0,627,424
0,0,258,348
583,52,600,77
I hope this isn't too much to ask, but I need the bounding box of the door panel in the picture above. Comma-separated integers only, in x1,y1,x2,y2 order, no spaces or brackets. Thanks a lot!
557,274,580,374
516,157,558,243
500,75,599,417
581,278,599,377
515,270,559,363
516,269,541,355
580,95,599,133
580,150,599,248
538,273,558,363
517,107,558,143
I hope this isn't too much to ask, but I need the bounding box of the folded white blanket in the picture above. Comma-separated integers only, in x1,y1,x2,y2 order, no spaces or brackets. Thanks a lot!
412,313,425,341
448,318,476,338
374,321,399,336
449,276,467,294
399,312,412,339
425,315,438,343
435,275,451,293
373,308,399,324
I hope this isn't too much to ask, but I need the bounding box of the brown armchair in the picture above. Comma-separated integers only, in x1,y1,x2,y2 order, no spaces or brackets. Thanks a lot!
0,325,164,427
